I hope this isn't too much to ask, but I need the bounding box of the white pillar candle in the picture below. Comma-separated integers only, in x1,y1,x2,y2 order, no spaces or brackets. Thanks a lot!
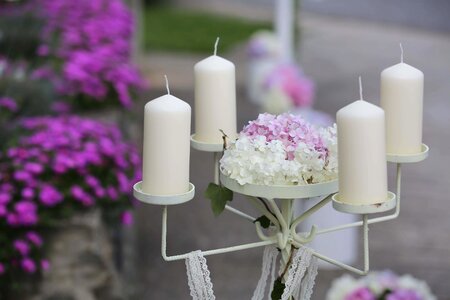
142,78,191,195
337,79,387,204
194,39,237,144
380,47,424,154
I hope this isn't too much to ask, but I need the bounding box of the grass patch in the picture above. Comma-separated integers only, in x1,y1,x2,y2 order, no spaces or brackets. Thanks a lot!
142,7,271,54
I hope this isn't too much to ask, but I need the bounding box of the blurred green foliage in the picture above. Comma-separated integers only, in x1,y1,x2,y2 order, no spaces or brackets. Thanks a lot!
143,7,271,53
0,14,43,60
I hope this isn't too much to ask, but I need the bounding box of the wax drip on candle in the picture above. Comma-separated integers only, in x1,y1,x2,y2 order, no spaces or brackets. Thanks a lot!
164,74,170,95
358,76,363,100
399,43,404,63
214,37,220,56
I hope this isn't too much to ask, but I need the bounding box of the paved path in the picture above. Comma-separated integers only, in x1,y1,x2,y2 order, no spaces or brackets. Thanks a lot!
126,12,450,300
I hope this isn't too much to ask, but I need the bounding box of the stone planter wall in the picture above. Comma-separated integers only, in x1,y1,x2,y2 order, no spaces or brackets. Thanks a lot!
30,210,125,300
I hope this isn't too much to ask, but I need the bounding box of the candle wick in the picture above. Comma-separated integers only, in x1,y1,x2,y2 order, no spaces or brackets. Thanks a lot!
164,75,170,95
214,37,220,56
399,43,404,63
359,76,363,100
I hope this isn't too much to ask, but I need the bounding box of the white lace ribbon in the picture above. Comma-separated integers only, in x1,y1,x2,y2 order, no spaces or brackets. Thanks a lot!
185,250,216,300
298,255,318,300
281,246,316,300
251,246,279,300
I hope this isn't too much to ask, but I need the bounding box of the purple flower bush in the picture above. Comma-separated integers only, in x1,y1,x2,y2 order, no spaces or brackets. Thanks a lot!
34,0,145,109
0,116,141,283
326,271,436,300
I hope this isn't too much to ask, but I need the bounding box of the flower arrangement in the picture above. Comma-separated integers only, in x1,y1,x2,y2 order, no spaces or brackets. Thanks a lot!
220,113,337,186
34,0,145,109
260,64,315,114
326,271,436,300
247,31,281,60
0,116,141,287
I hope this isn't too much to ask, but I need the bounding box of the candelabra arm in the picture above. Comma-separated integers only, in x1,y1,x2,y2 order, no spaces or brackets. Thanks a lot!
290,194,333,232
255,222,278,241
267,198,288,231
313,163,402,236
161,206,275,262
294,214,370,275
213,152,220,184
247,196,281,230
224,205,256,222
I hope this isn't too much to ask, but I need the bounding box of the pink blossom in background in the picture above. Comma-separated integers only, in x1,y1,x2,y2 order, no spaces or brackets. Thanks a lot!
37,0,145,107
0,97,18,112
21,258,36,273
121,211,133,226
263,64,315,108
13,240,30,256
345,287,376,300
0,263,5,275
40,260,50,271
26,231,43,247
0,115,141,277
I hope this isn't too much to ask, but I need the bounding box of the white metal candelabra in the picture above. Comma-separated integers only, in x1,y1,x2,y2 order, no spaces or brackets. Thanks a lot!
133,135,429,296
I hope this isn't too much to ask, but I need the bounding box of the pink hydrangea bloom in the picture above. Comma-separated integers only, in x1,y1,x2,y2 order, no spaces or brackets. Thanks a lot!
242,113,327,160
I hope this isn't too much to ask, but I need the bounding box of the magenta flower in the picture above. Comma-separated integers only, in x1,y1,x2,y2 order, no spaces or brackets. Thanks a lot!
21,258,36,273
39,184,63,206
345,287,376,300
40,259,50,271
0,192,11,205
14,201,38,225
36,0,145,108
0,97,18,112
26,231,43,247
0,263,5,275
0,205,6,217
13,239,30,256
121,211,133,226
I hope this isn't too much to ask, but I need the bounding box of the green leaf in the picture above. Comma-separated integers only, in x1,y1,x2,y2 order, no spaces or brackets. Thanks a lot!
204,183,233,216
254,215,271,228
271,278,285,300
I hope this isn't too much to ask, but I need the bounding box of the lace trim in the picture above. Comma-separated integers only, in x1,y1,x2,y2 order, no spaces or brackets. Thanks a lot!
281,246,313,300
251,246,279,300
185,250,216,300
299,255,318,300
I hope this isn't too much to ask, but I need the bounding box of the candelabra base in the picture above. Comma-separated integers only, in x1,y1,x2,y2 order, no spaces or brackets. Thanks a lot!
133,181,195,205
332,192,396,214
220,171,338,199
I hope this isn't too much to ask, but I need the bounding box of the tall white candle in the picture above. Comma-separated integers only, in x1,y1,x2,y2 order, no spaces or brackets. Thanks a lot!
337,79,387,204
142,77,191,195
194,39,237,144
380,46,424,154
